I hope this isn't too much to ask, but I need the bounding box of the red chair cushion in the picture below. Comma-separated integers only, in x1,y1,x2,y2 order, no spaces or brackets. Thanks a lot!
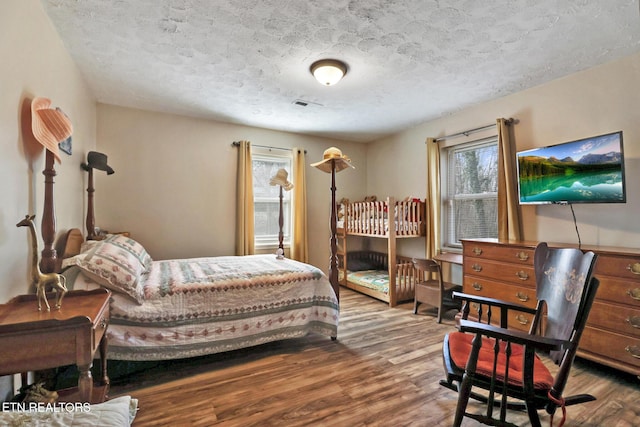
448,331,554,390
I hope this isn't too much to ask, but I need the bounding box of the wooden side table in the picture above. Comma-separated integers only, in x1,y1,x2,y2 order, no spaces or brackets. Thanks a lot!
433,252,463,266
0,288,111,403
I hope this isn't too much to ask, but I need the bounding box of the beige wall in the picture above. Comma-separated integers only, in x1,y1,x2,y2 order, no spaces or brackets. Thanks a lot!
368,53,640,257
0,0,97,304
95,104,366,271
1,0,637,296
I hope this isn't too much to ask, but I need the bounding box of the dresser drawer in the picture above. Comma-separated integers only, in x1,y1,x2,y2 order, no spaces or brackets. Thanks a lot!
464,243,534,265
588,301,640,338
595,254,640,280
463,276,535,306
464,258,535,287
580,326,640,372
593,275,640,307
462,277,536,332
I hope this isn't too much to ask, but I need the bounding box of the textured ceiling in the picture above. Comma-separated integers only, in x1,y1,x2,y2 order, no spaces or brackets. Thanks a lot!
41,0,640,142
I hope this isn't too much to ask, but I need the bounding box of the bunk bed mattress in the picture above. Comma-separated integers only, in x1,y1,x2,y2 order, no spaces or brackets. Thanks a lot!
346,270,390,294
63,255,339,361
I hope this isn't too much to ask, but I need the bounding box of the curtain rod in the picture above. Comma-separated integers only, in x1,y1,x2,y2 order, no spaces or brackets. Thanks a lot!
433,118,516,142
231,141,306,154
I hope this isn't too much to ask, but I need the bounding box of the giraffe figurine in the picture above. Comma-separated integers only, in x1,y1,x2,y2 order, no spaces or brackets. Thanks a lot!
16,214,68,311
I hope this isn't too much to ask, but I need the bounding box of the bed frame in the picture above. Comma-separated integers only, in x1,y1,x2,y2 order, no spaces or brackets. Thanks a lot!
338,197,426,306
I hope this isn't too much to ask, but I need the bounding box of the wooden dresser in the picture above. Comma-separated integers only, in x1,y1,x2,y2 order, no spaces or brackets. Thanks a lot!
462,238,640,378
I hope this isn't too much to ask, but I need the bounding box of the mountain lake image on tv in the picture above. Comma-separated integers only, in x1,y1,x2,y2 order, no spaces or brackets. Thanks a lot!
517,131,626,204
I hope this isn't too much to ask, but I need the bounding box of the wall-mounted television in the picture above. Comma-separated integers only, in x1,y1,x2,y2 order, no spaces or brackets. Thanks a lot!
516,131,626,205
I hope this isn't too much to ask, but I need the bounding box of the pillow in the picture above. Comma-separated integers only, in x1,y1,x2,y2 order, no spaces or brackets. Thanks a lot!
62,236,151,304
65,234,153,272
79,239,100,253
103,234,153,272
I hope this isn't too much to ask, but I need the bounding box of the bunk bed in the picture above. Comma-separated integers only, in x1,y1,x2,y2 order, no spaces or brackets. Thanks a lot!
337,197,426,306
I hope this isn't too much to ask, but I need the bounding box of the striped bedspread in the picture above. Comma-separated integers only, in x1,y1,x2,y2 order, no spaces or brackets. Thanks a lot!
65,255,339,361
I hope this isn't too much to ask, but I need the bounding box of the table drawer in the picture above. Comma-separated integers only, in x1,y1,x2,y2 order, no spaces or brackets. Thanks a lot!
588,301,640,338
464,259,535,287
464,243,534,265
580,326,640,371
93,306,109,352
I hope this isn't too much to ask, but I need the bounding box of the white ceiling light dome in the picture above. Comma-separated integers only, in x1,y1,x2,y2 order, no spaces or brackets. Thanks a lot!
310,59,348,86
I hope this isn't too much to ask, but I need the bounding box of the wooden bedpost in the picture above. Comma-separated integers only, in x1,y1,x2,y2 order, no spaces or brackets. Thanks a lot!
81,151,114,241
82,164,97,240
278,185,284,251
387,197,397,306
40,149,57,274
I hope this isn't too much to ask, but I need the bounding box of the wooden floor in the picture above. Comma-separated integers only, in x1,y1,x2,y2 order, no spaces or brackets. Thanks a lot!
110,288,640,426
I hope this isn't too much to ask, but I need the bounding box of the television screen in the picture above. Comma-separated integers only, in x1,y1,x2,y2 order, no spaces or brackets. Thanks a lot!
516,131,626,204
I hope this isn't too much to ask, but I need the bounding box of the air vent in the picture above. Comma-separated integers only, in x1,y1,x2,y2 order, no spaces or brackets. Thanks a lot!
292,99,323,107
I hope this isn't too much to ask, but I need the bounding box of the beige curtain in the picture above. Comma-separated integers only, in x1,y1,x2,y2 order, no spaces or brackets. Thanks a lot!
290,148,309,262
497,118,523,241
235,140,255,255
425,137,441,259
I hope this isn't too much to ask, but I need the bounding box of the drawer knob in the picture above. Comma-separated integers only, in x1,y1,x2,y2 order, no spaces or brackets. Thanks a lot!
628,263,640,275
625,345,640,359
516,314,529,325
515,271,529,281
627,316,640,329
100,319,108,329
516,292,529,302
473,247,483,256
627,288,640,301
515,251,529,261
472,264,482,272
472,282,483,291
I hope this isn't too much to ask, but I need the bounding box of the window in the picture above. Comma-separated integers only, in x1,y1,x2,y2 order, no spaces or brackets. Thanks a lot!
442,138,498,250
252,148,292,248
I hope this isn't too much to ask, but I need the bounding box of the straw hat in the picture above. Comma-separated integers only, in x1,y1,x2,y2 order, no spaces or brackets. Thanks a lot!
31,97,73,163
311,147,355,173
269,168,293,191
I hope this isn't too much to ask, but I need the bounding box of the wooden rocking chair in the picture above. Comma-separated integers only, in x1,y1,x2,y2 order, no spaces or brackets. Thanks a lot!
439,242,599,427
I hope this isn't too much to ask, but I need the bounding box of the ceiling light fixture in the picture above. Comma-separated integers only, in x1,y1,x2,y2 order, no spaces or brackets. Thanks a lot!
310,59,347,86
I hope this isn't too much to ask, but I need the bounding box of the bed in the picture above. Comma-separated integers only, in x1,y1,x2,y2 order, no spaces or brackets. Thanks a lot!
59,231,339,361
337,197,425,306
